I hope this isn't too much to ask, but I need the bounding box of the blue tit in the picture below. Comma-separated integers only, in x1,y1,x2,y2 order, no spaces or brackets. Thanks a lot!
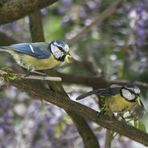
0,40,72,74
77,84,145,117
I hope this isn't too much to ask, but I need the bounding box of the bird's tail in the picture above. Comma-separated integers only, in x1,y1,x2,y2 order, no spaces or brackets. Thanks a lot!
0,46,9,52
76,88,105,100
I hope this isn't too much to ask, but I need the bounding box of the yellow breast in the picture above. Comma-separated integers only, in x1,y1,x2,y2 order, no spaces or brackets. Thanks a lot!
105,95,137,113
22,54,61,70
9,51,61,70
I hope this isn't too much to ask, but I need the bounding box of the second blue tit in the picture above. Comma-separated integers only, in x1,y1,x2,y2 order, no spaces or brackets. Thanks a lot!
77,84,145,118
0,40,72,73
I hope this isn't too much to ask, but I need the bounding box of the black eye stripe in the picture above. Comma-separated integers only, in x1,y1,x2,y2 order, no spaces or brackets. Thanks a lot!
58,46,66,54
49,44,65,56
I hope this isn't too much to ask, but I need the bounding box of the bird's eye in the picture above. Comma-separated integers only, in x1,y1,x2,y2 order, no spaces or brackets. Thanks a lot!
120,88,136,101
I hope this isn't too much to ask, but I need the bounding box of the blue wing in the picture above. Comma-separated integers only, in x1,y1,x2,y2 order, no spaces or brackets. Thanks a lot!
96,87,121,96
9,43,51,59
76,87,121,100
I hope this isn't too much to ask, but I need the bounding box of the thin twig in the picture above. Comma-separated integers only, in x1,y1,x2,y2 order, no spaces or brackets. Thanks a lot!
68,0,124,45
0,69,62,81
58,72,148,89
20,74,62,81
109,80,148,89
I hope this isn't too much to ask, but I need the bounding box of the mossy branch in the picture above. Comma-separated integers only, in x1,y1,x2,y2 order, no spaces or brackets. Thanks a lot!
0,69,148,146
0,0,58,25
28,10,100,148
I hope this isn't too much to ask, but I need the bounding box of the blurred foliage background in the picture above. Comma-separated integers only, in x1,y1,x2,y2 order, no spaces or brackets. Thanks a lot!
0,0,148,147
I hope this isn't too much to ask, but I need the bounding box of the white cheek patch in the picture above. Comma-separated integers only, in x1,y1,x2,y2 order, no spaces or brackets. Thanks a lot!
63,44,70,52
121,88,136,101
51,44,64,59
134,87,140,94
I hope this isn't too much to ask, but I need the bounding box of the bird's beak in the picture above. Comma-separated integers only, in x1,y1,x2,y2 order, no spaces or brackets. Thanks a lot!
65,54,73,63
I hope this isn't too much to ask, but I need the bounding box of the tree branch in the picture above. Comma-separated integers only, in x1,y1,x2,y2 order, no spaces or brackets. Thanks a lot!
1,70,148,146
28,10,100,148
68,0,124,45
67,112,100,148
58,72,109,88
29,10,45,42
58,72,148,89
0,0,58,25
